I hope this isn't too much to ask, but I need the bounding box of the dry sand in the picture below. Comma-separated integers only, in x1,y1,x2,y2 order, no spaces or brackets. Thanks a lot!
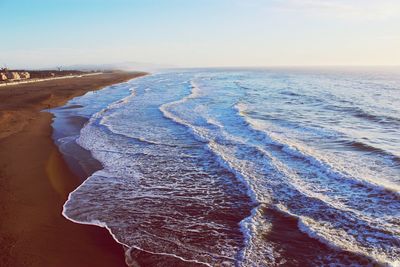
0,72,146,267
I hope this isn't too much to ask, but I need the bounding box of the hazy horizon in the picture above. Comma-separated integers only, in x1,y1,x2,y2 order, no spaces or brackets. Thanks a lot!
1,0,400,68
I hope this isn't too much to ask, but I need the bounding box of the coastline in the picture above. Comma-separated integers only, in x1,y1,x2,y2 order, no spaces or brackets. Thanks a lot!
0,72,146,267
49,79,206,267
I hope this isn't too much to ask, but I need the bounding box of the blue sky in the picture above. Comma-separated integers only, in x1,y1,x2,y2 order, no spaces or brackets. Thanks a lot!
1,0,400,68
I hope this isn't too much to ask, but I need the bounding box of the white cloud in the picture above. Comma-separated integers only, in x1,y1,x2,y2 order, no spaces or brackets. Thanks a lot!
236,0,400,20
291,0,399,18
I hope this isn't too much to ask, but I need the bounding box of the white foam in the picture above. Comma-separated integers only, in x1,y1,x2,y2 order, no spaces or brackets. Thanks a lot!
57,70,400,266
160,74,400,265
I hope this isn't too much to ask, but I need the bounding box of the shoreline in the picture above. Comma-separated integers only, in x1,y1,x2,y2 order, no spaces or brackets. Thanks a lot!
50,75,207,267
0,72,146,267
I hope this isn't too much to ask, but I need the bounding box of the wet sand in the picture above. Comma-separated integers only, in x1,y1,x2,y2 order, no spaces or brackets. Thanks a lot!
0,72,146,267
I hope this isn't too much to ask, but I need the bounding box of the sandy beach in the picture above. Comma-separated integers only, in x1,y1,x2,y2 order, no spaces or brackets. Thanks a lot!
0,72,146,267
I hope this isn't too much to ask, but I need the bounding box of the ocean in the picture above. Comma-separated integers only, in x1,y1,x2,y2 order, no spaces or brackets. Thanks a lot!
51,68,400,266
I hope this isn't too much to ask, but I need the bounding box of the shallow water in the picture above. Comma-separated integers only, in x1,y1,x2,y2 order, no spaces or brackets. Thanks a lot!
51,68,400,266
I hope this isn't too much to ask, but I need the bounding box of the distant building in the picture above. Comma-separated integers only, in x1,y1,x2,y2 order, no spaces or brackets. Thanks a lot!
7,72,21,80
19,72,31,79
0,72,7,81
0,70,32,82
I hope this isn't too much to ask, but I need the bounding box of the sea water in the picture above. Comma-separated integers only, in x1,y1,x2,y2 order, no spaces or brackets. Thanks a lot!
51,68,400,266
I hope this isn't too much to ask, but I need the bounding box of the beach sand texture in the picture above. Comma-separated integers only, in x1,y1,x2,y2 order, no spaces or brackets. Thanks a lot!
0,72,146,267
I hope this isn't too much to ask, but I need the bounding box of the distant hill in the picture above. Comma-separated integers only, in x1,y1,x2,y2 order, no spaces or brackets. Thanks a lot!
58,62,175,72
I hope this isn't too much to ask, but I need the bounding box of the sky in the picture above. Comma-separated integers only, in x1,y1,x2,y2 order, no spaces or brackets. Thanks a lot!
1,0,400,68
